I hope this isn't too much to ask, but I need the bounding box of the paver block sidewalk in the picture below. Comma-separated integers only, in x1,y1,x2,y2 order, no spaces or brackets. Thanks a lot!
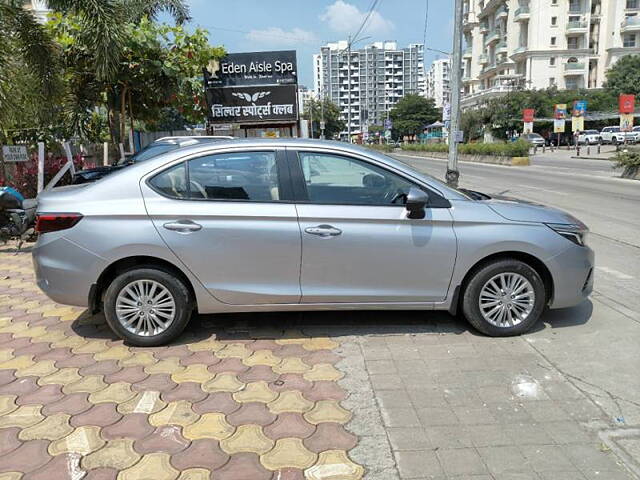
0,246,363,480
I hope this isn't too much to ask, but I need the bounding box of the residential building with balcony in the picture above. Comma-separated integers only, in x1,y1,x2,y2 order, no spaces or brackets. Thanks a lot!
313,41,425,137
425,58,451,109
461,0,640,109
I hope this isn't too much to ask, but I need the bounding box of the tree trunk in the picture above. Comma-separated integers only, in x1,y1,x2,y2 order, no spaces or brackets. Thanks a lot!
119,84,128,148
128,89,135,152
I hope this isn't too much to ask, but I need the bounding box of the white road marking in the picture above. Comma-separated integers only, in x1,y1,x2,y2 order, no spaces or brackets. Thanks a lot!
134,390,160,414
66,453,84,480
596,267,634,281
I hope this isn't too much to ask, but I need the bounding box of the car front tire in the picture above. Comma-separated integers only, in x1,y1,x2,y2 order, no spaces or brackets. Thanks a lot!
461,259,546,337
104,267,193,347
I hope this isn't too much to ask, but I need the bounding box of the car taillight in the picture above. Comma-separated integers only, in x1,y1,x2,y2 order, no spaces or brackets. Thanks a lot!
35,214,83,234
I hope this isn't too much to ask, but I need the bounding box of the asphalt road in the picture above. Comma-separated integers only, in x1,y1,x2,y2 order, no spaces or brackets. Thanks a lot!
392,151,640,438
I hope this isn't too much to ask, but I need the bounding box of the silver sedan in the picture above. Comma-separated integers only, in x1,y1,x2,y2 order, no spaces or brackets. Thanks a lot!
33,139,594,346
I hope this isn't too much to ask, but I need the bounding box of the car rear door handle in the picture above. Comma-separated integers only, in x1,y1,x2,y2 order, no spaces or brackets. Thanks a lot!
304,225,342,237
163,220,202,233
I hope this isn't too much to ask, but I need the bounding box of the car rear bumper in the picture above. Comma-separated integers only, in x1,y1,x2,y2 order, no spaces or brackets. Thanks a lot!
547,243,594,309
32,234,104,307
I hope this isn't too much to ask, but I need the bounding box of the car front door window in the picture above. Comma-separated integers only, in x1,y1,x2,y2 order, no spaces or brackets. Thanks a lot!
298,152,416,206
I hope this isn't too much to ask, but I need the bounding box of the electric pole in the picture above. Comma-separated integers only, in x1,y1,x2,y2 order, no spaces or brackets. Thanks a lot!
446,0,464,188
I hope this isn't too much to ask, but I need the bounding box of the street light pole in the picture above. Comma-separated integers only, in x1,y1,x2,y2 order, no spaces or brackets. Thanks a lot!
446,0,464,188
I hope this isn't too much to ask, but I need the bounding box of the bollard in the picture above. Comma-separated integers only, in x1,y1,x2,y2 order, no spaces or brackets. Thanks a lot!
543,144,546,153
576,145,580,156
534,145,538,155
587,145,590,156
598,143,601,154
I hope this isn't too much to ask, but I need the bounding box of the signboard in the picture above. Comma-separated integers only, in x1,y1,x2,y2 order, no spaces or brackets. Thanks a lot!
620,113,634,132
206,85,298,123
319,121,326,130
523,122,534,134
572,116,584,133
454,130,464,143
384,119,393,130
619,94,635,114
204,51,297,88
522,109,535,123
554,104,567,120
443,103,451,122
1,145,28,163
211,123,233,131
554,119,566,133
573,100,587,117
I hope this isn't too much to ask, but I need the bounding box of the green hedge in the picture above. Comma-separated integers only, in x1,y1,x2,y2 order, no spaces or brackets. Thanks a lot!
402,140,530,157
364,144,395,153
614,147,640,169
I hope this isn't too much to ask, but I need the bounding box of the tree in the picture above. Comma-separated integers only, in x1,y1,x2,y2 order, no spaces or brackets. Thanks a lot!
47,5,224,144
389,95,440,138
302,98,345,139
605,55,640,97
0,0,59,140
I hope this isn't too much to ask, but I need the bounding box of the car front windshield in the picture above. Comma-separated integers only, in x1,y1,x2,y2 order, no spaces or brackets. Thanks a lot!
117,143,178,165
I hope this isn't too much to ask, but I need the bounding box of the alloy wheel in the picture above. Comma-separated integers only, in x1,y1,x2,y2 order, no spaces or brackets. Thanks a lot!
115,279,176,336
478,272,535,328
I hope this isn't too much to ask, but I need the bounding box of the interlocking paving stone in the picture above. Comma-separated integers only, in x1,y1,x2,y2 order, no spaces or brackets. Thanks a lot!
304,422,358,453
192,392,240,415
0,427,21,456
227,402,277,426
305,450,364,480
19,413,74,441
70,403,122,427
131,373,177,393
149,400,199,427
183,412,235,440
104,366,148,384
170,439,230,471
263,412,315,440
220,424,275,455
213,452,271,480
134,425,190,454
0,440,52,473
82,438,140,470
16,383,63,405
268,391,314,414
41,392,91,416
260,438,317,470
118,452,179,480
269,374,312,394
102,413,155,440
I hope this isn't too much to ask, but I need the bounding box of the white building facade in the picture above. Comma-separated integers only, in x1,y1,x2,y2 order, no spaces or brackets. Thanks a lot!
461,0,640,109
313,41,425,136
425,58,451,109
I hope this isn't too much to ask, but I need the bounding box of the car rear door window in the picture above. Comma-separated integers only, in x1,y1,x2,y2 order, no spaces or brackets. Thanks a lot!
298,152,415,206
188,151,280,201
148,163,188,198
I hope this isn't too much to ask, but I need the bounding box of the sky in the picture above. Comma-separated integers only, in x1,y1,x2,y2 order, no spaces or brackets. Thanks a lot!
183,0,455,88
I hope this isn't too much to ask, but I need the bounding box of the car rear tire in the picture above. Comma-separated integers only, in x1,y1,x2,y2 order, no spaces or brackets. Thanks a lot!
461,259,546,337
104,267,193,347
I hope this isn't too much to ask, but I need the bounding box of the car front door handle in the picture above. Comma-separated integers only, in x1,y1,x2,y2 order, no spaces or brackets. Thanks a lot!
304,225,342,237
163,220,202,233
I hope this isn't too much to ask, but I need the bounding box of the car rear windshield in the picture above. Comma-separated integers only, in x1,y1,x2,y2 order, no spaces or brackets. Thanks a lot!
118,144,178,165
585,130,598,134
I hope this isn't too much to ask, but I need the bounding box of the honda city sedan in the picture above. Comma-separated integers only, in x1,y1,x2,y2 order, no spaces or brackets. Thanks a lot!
33,139,594,346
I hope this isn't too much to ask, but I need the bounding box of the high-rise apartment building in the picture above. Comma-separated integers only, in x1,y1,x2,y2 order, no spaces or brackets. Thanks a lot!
313,41,425,137
461,0,640,109
425,58,451,109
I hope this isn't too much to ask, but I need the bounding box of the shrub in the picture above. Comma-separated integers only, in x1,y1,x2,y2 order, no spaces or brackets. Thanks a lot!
364,144,395,153
0,154,84,199
614,147,640,177
402,139,530,157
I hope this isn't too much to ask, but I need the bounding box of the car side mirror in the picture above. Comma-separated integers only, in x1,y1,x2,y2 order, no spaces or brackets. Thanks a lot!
405,187,429,219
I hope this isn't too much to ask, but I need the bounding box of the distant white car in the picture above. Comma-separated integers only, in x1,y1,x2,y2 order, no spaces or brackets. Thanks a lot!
522,133,545,147
600,126,637,144
576,130,601,145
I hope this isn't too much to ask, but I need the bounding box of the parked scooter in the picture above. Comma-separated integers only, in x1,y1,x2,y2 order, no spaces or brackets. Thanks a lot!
0,187,37,249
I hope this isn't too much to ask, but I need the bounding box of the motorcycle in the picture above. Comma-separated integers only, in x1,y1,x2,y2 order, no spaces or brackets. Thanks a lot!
0,187,37,249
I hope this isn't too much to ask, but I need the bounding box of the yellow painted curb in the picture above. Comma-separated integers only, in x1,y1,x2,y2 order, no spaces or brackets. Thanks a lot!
511,156,530,166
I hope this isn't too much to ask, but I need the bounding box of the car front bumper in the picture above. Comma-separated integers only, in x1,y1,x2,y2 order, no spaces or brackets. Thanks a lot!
546,243,594,309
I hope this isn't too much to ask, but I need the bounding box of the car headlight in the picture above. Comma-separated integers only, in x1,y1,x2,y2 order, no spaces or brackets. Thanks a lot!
545,223,589,247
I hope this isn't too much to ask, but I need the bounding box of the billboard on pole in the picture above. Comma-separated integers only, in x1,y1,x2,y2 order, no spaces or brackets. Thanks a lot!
619,94,635,114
